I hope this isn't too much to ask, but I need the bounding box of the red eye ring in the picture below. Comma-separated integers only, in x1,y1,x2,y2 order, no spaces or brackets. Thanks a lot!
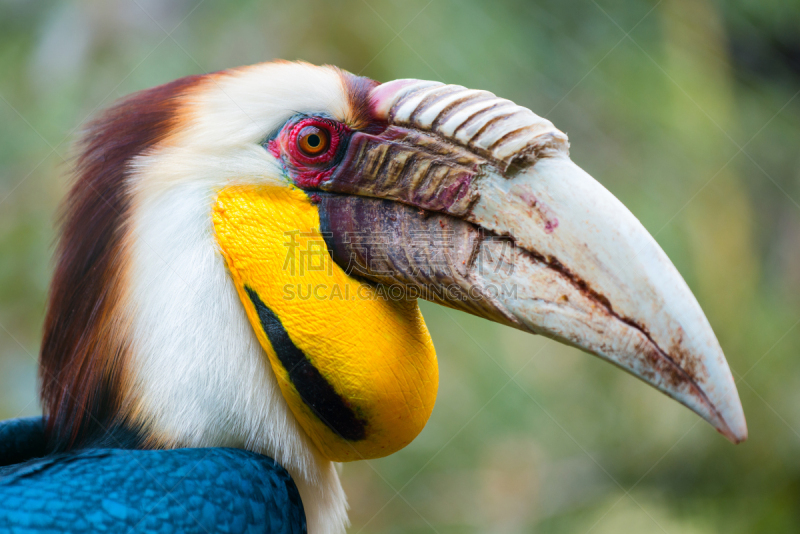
287,118,341,165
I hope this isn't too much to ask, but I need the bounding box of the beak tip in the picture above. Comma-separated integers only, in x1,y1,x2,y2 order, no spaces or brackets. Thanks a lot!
725,414,748,445
711,399,748,444
721,425,748,445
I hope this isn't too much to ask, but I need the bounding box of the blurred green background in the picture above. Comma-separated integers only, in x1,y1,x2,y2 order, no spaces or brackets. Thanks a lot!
1,0,799,532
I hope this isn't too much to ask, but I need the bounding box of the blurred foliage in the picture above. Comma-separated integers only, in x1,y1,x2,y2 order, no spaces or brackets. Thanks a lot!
1,0,800,532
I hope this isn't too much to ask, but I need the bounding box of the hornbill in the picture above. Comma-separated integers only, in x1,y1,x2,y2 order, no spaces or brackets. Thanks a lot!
0,61,746,533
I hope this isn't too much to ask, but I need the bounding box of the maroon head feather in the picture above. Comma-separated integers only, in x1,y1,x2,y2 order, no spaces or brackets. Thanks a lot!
40,75,204,450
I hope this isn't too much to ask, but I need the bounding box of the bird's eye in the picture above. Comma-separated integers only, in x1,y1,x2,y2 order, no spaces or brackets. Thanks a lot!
278,117,345,172
297,125,330,157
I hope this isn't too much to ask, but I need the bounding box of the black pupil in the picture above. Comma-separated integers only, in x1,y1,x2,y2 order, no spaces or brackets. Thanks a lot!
307,134,321,148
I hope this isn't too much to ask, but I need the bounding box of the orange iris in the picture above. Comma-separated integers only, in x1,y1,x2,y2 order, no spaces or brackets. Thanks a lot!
297,125,330,156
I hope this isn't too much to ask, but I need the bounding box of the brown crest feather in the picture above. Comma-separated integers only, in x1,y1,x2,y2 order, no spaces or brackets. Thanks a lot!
334,67,382,131
40,74,205,451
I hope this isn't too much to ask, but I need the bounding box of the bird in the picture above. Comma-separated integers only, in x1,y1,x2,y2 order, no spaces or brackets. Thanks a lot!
0,61,747,533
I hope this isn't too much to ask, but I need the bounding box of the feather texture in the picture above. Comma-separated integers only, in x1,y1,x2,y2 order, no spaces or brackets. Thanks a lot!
0,417,306,533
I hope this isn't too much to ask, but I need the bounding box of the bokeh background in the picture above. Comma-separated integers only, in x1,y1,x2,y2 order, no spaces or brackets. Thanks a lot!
2,0,799,532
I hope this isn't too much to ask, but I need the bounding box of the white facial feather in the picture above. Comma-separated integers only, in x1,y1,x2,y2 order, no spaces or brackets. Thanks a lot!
125,62,355,534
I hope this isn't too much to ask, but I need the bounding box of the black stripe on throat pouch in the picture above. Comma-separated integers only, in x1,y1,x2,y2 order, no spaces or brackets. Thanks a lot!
245,287,368,441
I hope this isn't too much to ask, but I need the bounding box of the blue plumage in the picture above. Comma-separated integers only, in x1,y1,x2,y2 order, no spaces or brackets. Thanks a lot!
0,417,306,533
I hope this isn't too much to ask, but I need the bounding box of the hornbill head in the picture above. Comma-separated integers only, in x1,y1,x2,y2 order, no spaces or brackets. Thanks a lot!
40,62,746,533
